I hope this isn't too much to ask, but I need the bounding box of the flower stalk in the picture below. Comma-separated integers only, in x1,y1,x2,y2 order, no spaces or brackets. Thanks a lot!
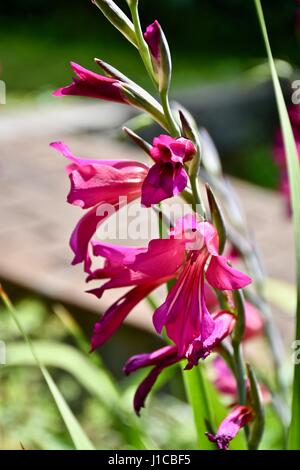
232,290,248,407
128,0,156,85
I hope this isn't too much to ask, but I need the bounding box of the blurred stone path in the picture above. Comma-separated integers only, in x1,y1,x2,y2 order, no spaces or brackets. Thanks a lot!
0,101,295,337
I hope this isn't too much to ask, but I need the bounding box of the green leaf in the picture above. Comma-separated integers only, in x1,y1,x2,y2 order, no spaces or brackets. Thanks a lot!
182,363,246,450
253,0,300,449
0,288,95,450
6,341,119,408
182,365,216,450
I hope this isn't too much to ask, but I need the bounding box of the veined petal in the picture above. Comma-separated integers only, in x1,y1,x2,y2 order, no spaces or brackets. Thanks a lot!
51,142,147,209
153,252,213,356
128,237,186,279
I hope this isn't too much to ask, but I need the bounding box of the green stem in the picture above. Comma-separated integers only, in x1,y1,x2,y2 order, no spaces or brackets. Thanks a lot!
129,1,156,86
190,174,206,219
182,366,216,449
253,0,300,449
232,341,247,406
160,89,181,137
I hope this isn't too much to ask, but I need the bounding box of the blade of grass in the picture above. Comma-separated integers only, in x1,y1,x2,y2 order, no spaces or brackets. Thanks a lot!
0,286,95,450
6,341,119,407
182,364,216,449
253,0,300,449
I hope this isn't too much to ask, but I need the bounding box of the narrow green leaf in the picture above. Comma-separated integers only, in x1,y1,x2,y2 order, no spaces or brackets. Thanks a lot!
6,341,119,408
182,365,216,449
253,0,300,449
0,287,95,450
247,364,265,450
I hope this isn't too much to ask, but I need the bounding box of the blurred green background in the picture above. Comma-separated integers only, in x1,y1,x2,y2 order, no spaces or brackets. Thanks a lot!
0,0,298,94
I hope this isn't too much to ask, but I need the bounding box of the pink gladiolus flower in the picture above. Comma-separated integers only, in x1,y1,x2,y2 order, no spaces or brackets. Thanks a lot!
87,236,188,350
53,62,127,103
141,135,196,206
152,215,251,362
50,141,148,270
86,214,250,356
206,405,253,450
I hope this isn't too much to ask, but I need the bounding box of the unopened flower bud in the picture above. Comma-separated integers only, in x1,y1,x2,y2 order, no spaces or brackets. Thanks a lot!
144,20,172,93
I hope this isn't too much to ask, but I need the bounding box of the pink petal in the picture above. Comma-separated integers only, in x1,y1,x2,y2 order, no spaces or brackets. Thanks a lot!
133,366,164,416
144,20,161,61
206,255,252,291
185,311,234,369
153,254,213,356
132,352,179,416
173,166,188,195
90,283,157,351
51,142,147,209
150,135,196,164
53,61,125,103
123,345,177,375
141,162,175,206
206,406,253,450
128,238,185,279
